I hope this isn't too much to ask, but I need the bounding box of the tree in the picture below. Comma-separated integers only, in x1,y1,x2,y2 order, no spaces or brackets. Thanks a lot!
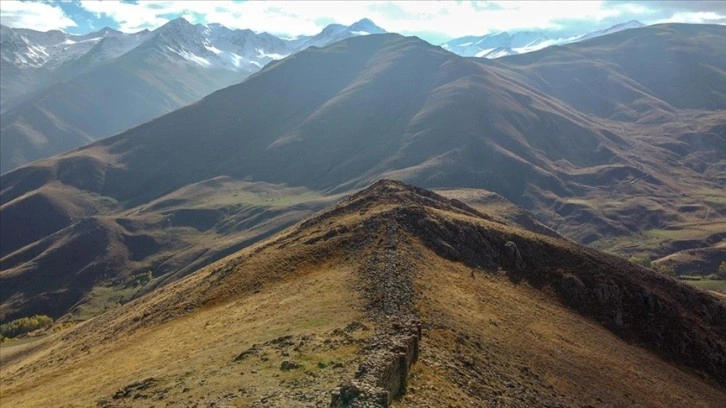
718,261,726,279
0,315,54,340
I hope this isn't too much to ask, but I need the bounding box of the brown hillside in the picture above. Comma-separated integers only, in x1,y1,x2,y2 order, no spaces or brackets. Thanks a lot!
1,180,723,407
497,23,726,118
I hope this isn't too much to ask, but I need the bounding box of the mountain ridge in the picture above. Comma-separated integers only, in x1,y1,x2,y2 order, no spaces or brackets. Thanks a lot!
1,180,724,406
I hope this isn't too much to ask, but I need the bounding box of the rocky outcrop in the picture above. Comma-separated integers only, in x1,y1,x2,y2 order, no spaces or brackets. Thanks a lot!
504,240,525,270
551,267,726,383
323,180,726,386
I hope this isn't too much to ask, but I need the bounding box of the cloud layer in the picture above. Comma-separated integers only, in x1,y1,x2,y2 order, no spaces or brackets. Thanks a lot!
1,1,725,41
0,1,77,31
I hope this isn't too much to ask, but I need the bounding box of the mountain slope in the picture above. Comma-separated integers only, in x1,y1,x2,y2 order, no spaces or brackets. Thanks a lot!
0,38,248,172
0,33,605,320
489,23,726,253
496,23,726,117
1,181,724,407
2,26,724,322
0,18,387,173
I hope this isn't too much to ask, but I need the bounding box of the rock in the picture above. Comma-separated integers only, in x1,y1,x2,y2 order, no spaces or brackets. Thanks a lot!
504,241,525,270
234,344,260,362
280,361,300,371
345,321,369,333
112,377,157,400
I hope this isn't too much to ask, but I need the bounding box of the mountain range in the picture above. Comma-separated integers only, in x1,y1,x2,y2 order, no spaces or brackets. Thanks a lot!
0,17,386,173
0,18,647,174
1,18,726,406
1,23,724,324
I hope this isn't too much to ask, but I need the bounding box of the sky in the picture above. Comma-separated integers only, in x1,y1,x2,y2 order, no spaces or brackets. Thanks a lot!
1,1,725,43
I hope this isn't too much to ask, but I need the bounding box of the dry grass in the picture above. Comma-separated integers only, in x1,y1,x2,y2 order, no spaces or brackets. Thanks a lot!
0,260,369,407
685,279,726,296
398,245,726,407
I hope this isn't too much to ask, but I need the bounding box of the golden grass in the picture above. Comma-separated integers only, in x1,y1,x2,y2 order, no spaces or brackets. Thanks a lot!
0,262,368,407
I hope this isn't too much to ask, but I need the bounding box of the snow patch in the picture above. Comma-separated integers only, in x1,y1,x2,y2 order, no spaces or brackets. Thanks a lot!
474,48,494,58
167,46,211,67
205,44,222,55
256,48,287,60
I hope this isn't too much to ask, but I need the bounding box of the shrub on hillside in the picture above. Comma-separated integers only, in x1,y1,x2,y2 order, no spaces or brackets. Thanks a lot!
126,271,153,288
0,315,54,340
653,263,676,277
629,256,652,268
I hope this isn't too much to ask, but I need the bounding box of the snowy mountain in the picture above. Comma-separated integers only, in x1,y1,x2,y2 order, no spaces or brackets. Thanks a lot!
0,18,387,173
0,25,124,70
1,16,386,74
441,20,645,58
0,25,145,112
147,18,293,72
0,17,386,113
441,31,550,58
295,18,386,49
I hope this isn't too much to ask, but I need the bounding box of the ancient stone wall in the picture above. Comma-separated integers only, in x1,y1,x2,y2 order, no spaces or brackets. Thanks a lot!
330,319,421,407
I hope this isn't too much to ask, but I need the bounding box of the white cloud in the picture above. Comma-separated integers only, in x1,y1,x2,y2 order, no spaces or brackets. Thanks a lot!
79,0,169,32
0,0,77,31
72,0,726,40
654,11,726,24
74,1,628,37
371,1,623,36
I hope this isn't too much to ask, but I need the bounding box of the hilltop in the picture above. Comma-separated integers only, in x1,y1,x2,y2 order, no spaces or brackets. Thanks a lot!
1,180,724,407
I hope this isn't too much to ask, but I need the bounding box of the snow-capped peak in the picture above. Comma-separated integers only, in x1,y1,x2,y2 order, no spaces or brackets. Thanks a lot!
349,18,386,34
1,25,105,68
2,17,389,74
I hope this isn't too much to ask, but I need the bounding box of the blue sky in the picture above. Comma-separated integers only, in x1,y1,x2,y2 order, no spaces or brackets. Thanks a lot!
1,1,725,43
